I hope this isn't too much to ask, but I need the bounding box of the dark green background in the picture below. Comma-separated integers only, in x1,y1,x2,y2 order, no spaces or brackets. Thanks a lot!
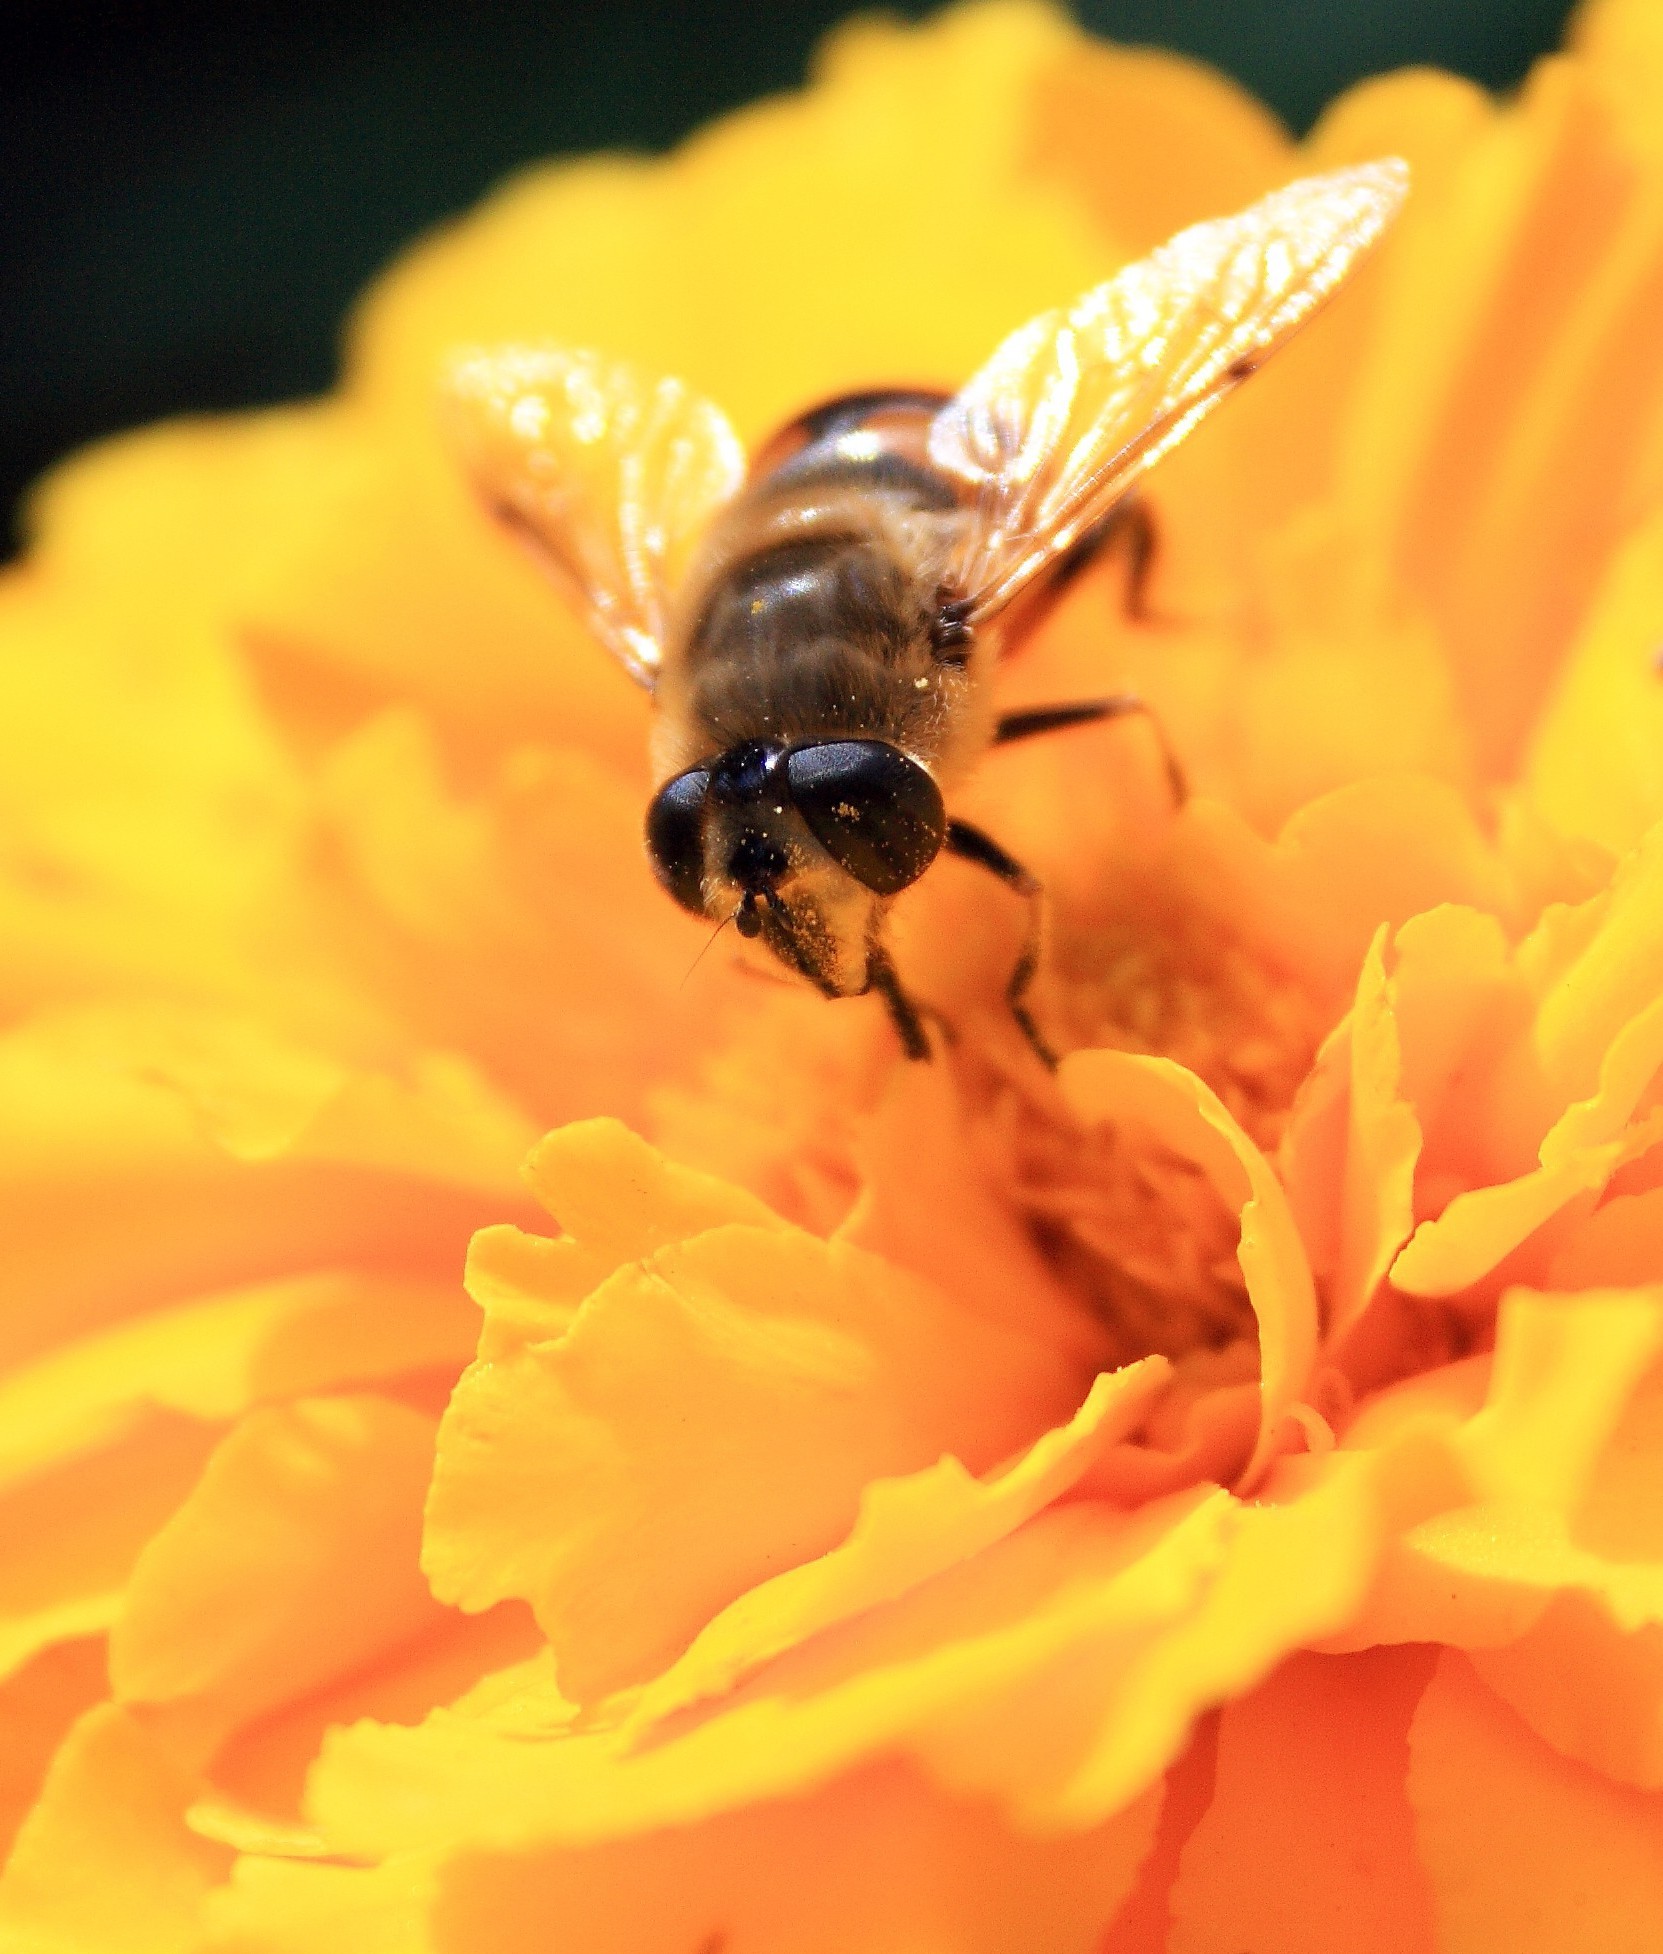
1,0,1575,553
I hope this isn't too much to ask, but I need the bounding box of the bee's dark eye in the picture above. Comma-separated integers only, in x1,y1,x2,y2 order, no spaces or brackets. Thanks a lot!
786,741,945,896
645,767,711,915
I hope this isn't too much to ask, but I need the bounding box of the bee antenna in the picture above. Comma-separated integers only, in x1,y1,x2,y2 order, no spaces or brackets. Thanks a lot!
680,913,733,990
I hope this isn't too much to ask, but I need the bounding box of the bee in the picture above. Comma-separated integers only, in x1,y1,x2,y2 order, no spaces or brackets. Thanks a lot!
446,160,1408,1061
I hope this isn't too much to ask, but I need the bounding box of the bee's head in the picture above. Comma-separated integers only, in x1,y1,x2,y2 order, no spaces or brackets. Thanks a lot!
645,738,945,995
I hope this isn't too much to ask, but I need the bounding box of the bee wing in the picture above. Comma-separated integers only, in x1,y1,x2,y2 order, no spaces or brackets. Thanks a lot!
445,345,747,688
928,159,1409,628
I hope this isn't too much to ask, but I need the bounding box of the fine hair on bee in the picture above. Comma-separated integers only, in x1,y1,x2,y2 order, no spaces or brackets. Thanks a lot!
445,159,1410,1064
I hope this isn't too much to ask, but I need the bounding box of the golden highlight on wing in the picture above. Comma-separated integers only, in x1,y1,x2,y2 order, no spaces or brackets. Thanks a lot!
445,346,746,687
928,158,1410,628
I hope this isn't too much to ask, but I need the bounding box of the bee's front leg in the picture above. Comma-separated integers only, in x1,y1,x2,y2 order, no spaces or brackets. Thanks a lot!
866,944,932,1062
943,819,1056,1069
991,694,1188,806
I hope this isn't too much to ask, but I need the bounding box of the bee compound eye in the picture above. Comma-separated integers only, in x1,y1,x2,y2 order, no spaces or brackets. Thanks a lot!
644,767,712,916
786,741,945,896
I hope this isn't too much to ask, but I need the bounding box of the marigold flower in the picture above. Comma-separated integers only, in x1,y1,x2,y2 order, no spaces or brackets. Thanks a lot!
5,1,1663,1947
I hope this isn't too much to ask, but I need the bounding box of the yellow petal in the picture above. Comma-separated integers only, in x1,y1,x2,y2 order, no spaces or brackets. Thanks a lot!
0,1271,475,1488
462,1116,784,1356
200,1854,435,1954
426,1207,1087,1702
1527,509,1663,854
314,1498,1233,1853
0,1703,230,1952
1337,1288,1663,1660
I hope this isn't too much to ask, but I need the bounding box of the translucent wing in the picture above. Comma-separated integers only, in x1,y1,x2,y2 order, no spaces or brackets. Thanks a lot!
445,345,746,688
928,159,1409,628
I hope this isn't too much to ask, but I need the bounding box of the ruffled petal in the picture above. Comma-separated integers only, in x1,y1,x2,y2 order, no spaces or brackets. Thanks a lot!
425,1124,1089,1702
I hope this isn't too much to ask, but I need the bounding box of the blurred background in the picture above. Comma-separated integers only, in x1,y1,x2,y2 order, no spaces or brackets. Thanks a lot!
1,0,1576,555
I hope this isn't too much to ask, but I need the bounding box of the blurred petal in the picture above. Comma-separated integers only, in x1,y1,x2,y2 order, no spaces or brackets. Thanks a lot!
0,1637,106,1863
111,1397,446,1756
1409,1650,1663,1951
1167,1646,1438,1954
0,1703,231,1952
1527,510,1663,855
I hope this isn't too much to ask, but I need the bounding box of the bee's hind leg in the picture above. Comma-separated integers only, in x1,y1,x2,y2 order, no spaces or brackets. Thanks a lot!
1017,491,1161,632
943,819,1057,1069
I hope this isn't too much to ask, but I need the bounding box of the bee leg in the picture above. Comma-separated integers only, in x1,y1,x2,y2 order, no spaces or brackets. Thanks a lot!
1104,493,1159,624
1015,492,1160,635
867,945,932,1062
943,819,1057,1069
992,695,1188,807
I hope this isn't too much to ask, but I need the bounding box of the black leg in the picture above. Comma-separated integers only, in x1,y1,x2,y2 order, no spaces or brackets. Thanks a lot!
992,693,1188,806
1099,492,1158,622
944,819,1056,1068
1004,493,1160,649
867,944,931,1061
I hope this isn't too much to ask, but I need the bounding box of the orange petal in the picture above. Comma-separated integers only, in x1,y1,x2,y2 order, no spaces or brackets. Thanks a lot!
1100,1712,1220,1954
0,1636,107,1863
628,1358,1173,1728
1327,926,1423,1341
0,1009,520,1374
844,1052,1126,1371
1022,40,1288,261
195,1601,541,1844
1167,1646,1439,1954
315,1499,1228,1853
0,1270,476,1484
110,1396,446,1757
1409,1650,1663,1951
1335,49,1663,779
0,1413,218,1686
0,1271,474,1701
213,1759,1159,1954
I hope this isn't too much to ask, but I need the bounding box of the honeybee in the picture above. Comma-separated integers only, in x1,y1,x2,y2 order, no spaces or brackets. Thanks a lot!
446,160,1408,1061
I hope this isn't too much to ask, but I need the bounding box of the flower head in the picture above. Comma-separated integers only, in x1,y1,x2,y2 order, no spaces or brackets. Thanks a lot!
7,1,1663,1947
